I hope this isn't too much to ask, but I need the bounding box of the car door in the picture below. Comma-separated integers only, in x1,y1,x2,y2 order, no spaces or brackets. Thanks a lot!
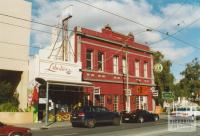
93,106,103,123
100,107,113,123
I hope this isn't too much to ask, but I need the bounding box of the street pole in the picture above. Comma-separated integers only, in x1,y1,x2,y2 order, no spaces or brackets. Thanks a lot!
45,82,49,126
125,46,130,112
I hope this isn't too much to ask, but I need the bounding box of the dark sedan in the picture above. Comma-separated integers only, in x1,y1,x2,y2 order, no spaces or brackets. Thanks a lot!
0,122,32,136
121,109,159,123
70,106,121,128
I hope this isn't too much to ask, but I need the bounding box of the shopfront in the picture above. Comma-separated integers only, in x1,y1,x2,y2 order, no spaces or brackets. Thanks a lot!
29,56,93,124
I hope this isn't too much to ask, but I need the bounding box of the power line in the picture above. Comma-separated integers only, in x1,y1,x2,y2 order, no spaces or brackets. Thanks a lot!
149,15,200,50
0,13,61,29
74,0,200,50
155,0,187,29
0,21,57,36
0,13,75,33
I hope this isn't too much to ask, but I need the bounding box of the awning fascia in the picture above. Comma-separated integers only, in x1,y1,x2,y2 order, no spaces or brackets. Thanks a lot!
35,77,94,87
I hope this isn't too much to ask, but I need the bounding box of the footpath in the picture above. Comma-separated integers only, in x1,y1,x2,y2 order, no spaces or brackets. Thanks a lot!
14,114,168,131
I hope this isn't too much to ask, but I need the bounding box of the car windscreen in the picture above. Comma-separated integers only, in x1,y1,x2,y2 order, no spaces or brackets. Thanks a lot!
72,106,93,113
177,107,190,111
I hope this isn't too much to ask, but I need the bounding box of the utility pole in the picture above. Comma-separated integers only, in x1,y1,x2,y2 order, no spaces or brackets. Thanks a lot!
125,44,130,112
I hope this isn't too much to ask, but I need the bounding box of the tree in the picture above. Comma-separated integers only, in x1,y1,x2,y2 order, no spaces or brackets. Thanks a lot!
179,58,200,98
153,51,175,105
0,81,19,111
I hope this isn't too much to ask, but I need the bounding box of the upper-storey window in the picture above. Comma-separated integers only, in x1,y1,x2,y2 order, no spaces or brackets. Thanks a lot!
86,50,93,70
98,52,104,72
144,62,148,78
122,58,127,74
135,60,140,77
113,56,119,74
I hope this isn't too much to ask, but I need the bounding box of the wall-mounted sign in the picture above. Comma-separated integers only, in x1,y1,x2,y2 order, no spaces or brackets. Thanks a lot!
48,62,72,74
38,59,82,82
125,89,131,96
151,87,158,97
94,87,100,95
154,63,163,73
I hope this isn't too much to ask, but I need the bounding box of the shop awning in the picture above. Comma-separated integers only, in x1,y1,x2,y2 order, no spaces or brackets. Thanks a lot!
35,77,93,87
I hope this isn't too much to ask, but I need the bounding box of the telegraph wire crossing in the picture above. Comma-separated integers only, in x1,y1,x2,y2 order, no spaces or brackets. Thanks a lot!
1,10,200,50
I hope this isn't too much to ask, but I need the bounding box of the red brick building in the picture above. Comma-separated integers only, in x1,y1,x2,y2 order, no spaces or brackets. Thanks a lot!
74,25,155,112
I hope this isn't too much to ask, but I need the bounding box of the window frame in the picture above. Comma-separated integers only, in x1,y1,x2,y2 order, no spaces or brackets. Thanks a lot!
135,60,140,77
86,50,93,70
144,62,148,78
113,56,119,74
97,52,104,72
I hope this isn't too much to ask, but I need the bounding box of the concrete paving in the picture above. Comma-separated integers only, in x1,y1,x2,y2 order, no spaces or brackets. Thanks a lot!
13,121,71,130
13,113,168,131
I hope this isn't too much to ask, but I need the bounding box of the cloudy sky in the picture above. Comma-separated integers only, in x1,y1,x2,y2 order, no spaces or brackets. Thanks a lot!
29,0,200,82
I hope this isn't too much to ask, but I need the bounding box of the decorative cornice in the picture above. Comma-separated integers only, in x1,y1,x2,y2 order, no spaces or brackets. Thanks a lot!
76,31,153,54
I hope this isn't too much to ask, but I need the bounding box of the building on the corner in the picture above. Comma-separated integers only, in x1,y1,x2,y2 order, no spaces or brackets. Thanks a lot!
29,23,155,122
0,0,31,109
74,25,155,112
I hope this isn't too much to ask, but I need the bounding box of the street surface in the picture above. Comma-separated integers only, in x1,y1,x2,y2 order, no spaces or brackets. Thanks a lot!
32,119,200,136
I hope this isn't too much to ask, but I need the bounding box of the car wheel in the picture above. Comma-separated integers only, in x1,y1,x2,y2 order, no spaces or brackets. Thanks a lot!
138,117,144,123
113,117,121,125
154,116,159,121
85,119,95,128
10,132,24,136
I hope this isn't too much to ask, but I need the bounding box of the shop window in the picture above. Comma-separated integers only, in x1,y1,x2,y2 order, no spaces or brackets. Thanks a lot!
86,50,93,70
113,56,119,74
98,52,104,72
107,95,112,105
144,62,148,78
135,60,140,77
113,95,118,112
122,58,127,74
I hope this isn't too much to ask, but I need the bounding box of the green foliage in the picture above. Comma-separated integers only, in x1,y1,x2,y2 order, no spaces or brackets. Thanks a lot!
0,81,13,103
0,102,18,112
178,58,200,98
0,81,19,111
153,51,175,105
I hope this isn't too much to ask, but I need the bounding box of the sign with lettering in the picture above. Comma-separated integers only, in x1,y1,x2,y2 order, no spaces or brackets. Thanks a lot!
38,59,82,82
154,63,163,73
47,62,72,75
162,92,174,100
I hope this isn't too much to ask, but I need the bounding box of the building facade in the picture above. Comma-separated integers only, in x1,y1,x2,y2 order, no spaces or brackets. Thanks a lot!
0,0,31,109
75,25,155,112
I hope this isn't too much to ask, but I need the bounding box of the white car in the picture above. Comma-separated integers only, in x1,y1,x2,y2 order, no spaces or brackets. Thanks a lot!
171,106,200,119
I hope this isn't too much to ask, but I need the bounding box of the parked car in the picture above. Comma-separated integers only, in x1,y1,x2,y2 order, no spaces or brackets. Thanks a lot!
171,106,200,119
121,109,159,123
0,122,32,136
70,106,121,128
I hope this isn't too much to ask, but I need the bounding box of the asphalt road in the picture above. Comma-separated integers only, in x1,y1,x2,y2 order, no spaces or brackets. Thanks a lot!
32,119,200,136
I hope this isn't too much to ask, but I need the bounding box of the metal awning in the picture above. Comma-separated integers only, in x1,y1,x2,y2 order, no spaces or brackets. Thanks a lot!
35,77,93,87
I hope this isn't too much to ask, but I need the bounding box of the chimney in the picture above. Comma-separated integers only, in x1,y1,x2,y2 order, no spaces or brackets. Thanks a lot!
102,24,112,34
127,32,134,43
